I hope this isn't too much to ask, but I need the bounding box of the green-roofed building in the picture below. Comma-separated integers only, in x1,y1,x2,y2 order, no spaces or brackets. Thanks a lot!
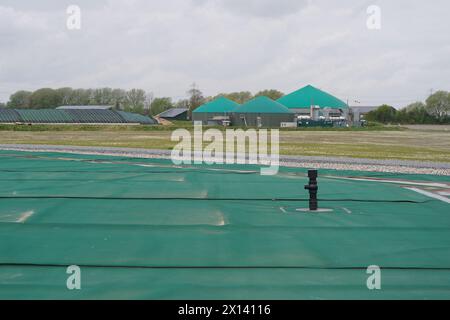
232,96,295,128
277,85,349,121
192,96,240,125
16,109,73,123
0,109,156,125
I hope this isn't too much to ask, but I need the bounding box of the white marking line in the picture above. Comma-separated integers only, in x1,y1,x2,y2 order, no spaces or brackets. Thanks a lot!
214,211,227,226
325,176,449,188
16,210,35,223
279,207,287,213
341,207,352,214
137,164,183,169
297,208,334,213
406,188,450,204
438,191,450,196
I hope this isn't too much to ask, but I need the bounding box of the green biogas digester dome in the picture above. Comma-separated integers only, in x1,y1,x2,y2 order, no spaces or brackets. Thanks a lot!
192,96,240,125
277,85,348,110
232,96,295,127
234,96,293,114
193,96,240,114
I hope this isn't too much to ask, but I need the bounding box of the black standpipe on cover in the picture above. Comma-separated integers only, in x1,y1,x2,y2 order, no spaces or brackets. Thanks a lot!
304,170,318,211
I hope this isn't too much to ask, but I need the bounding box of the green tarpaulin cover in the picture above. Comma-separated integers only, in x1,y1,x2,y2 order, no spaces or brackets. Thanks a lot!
0,150,449,299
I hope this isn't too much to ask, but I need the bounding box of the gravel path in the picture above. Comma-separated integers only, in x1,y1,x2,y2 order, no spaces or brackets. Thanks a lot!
1,144,449,176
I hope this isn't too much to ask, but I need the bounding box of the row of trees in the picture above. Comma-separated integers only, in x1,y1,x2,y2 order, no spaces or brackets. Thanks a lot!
183,87,284,116
365,91,450,124
4,85,448,124
6,88,152,114
3,84,285,117
152,86,284,117
214,89,284,104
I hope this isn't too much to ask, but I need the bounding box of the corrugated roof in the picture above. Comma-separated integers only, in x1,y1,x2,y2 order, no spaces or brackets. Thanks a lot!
157,108,188,118
117,111,157,124
193,97,240,113
0,109,156,125
64,109,126,123
277,85,348,109
56,105,113,110
0,109,21,123
234,96,294,114
16,109,73,123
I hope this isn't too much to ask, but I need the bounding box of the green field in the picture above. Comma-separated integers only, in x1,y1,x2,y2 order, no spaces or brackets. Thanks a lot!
1,124,450,162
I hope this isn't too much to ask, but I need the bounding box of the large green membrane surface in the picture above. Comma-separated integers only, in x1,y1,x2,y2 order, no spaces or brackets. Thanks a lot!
0,150,449,299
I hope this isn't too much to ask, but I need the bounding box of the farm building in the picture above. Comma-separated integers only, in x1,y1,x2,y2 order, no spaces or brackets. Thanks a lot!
192,97,240,125
231,96,295,128
350,106,379,122
278,85,349,120
157,108,189,121
191,85,351,127
0,109,156,125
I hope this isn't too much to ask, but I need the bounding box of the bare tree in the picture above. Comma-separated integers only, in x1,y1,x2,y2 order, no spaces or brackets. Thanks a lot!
187,82,205,116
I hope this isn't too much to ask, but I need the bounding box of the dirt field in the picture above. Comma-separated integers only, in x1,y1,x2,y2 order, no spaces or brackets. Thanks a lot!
1,128,449,162
399,125,450,131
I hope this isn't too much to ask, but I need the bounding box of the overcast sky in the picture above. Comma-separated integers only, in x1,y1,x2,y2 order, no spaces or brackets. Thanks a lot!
1,0,449,107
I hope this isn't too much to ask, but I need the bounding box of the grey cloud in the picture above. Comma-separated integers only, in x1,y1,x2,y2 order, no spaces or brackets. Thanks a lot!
0,0,105,11
0,0,449,107
193,0,311,18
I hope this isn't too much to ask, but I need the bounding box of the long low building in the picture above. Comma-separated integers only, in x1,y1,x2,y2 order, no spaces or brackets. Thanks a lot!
157,108,189,121
0,108,157,125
